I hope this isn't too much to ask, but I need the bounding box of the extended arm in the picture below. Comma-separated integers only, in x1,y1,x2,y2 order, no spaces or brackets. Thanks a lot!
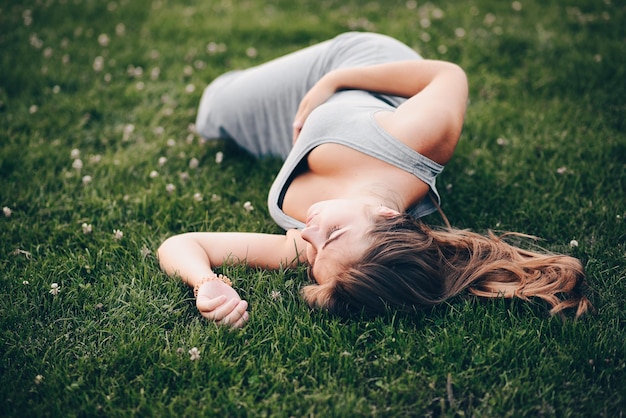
157,230,306,327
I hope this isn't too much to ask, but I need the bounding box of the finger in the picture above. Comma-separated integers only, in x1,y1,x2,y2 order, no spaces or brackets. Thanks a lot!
219,300,248,326
292,121,303,143
196,294,227,314
208,297,241,321
231,310,250,329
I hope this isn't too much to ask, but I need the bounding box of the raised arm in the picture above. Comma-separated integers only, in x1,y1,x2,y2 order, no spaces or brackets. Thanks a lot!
293,60,468,164
157,230,306,327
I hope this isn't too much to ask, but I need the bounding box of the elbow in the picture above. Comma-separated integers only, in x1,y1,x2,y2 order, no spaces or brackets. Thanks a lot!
449,63,469,97
439,62,468,96
157,235,173,261
157,234,188,271
157,236,173,271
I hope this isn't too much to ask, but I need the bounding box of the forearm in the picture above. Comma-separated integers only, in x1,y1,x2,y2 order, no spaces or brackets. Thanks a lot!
326,59,463,98
157,234,216,288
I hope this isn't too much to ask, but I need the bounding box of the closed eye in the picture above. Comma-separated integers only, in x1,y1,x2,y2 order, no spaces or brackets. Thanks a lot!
326,225,340,240
322,228,346,250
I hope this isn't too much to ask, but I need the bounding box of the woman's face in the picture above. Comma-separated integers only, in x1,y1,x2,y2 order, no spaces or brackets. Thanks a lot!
300,199,398,284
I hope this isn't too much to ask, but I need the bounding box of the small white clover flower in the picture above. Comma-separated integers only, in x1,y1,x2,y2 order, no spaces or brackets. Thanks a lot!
49,283,60,295
153,126,164,135
189,347,200,361
189,157,199,169
23,10,33,26
570,240,579,248
215,151,224,164
557,166,568,174
123,124,135,141
70,148,81,159
166,183,176,193
72,159,83,170
496,137,508,146
185,84,196,93
166,138,176,147
149,170,159,179
34,375,44,385
179,172,189,181
29,105,38,114
30,33,43,48
158,156,168,167
484,13,496,25
270,290,282,301
116,23,126,36
52,85,60,94
211,194,221,202
140,245,152,257
193,192,203,202
511,1,522,12
93,56,104,72
246,47,257,58
97,33,110,47
243,201,254,213
3,206,11,217
113,229,123,240
82,223,93,234
82,175,92,185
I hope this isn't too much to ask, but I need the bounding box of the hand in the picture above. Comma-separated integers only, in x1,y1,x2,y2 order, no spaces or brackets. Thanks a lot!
195,280,249,328
292,72,338,143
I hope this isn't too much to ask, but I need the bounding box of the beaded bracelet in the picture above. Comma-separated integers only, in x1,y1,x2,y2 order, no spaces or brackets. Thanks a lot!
193,274,233,298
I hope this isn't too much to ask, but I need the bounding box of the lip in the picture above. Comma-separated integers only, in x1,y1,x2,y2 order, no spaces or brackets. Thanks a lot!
305,211,318,226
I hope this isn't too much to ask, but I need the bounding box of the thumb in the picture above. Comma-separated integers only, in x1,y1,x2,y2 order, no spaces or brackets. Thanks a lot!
196,294,227,312
292,120,303,143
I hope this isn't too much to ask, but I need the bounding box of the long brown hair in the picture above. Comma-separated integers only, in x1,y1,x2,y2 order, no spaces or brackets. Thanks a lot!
301,214,591,318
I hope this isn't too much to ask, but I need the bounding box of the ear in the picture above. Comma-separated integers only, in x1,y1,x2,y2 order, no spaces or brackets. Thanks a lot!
377,206,401,218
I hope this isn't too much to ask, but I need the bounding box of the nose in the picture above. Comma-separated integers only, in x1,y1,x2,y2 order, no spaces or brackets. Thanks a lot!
301,225,323,250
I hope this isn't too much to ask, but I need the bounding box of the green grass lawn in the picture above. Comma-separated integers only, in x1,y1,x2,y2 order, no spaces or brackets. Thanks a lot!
1,0,624,416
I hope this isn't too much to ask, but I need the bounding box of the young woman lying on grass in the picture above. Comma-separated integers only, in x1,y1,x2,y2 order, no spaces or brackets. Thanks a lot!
157,32,591,328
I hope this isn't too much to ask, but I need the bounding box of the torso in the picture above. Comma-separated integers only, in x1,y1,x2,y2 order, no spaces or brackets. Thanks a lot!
270,95,450,228
282,111,432,222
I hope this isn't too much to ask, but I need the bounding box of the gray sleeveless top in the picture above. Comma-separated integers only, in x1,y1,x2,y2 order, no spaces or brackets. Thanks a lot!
195,32,444,230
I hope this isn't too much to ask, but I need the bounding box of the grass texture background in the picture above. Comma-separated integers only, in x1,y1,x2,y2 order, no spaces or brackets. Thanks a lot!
1,0,624,416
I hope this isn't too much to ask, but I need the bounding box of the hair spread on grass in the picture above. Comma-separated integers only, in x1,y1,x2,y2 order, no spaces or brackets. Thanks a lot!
301,213,591,318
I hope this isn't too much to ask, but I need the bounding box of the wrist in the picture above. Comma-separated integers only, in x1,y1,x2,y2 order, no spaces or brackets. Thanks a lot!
193,274,233,298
